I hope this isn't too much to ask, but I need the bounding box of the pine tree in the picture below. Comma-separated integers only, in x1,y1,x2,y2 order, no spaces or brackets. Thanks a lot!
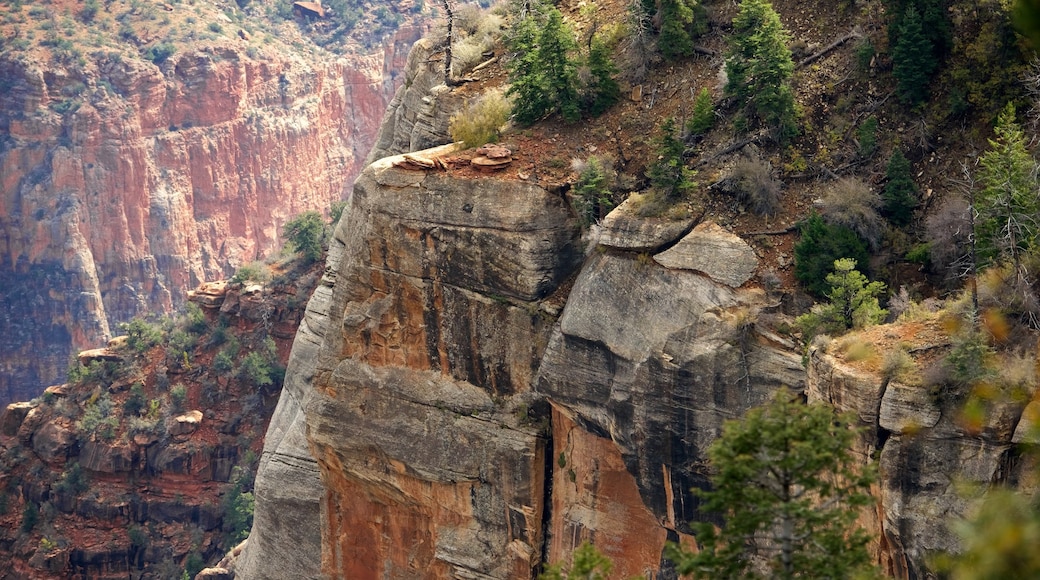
582,36,621,117
882,149,918,227
658,0,699,60
976,102,1040,267
647,118,696,202
507,15,550,125
507,6,581,124
726,0,798,139
794,213,870,297
796,258,887,337
891,5,936,105
687,87,715,135
537,7,581,122
282,211,325,264
667,390,877,580
572,157,613,227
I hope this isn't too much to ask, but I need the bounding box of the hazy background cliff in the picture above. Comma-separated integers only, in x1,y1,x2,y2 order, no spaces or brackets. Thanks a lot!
0,0,431,406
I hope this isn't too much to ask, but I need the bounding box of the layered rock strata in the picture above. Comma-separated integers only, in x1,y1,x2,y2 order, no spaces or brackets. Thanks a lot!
0,25,420,406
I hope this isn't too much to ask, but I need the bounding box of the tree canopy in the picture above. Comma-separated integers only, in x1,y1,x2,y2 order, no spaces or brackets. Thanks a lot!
668,391,877,580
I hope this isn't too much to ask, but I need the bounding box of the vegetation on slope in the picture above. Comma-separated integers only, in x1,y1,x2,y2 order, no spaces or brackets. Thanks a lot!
0,214,331,578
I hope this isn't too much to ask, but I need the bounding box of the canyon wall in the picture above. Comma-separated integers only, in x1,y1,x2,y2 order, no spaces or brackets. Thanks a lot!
246,147,1037,580
0,25,421,407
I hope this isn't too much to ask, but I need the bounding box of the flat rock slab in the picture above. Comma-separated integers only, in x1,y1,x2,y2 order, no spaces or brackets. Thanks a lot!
595,197,695,251
653,221,757,288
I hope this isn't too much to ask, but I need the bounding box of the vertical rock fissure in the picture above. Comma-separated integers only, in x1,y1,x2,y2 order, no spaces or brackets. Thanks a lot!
537,408,555,578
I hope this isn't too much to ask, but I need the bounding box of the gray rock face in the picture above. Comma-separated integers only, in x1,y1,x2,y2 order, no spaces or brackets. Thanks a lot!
306,145,579,578
366,39,460,165
534,249,802,568
653,221,759,288
235,197,346,580
593,197,696,251
807,343,1027,579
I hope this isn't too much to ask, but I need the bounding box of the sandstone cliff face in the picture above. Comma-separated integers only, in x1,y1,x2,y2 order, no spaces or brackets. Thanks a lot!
0,25,421,407
248,130,1040,578
244,138,808,578
806,329,1032,580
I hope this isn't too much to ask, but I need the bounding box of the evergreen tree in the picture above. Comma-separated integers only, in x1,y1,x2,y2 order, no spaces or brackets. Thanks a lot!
891,5,936,106
506,15,550,125
794,213,870,297
647,118,696,202
581,36,621,117
539,542,613,579
976,102,1040,267
507,6,581,124
687,87,715,135
726,0,799,140
572,157,613,227
667,390,877,580
537,8,581,122
658,0,699,60
796,258,888,338
882,149,918,227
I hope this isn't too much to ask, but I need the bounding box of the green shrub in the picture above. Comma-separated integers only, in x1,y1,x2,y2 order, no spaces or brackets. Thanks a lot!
449,89,511,148
21,502,38,532
571,156,614,227
208,22,223,33
231,262,270,285
54,463,89,497
79,0,100,22
128,525,148,548
686,87,715,135
170,384,188,413
123,383,147,415
77,391,119,440
282,211,325,264
794,213,870,297
144,42,175,64
184,552,206,579
882,149,917,227
121,318,164,353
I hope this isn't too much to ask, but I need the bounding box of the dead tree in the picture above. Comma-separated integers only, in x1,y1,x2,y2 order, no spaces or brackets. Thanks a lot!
442,0,458,87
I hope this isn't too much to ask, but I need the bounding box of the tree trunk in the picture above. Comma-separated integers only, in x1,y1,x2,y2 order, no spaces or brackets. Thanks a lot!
442,0,456,87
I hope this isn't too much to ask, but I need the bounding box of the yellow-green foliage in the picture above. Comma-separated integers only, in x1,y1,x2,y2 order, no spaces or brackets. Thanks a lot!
449,90,511,148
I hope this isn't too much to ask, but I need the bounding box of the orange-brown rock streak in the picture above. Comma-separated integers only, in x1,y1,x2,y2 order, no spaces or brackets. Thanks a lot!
548,405,670,579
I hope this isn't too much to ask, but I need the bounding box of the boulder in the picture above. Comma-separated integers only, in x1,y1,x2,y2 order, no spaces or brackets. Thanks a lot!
653,221,759,287
32,420,76,463
77,348,123,366
169,410,204,437
1,401,35,436
187,280,229,308
594,197,697,251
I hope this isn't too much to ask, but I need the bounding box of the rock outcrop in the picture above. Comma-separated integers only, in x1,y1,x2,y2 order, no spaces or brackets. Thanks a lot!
0,258,322,579
0,21,423,407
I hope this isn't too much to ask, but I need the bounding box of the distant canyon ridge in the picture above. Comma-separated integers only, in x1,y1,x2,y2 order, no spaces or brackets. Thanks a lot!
0,17,426,406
